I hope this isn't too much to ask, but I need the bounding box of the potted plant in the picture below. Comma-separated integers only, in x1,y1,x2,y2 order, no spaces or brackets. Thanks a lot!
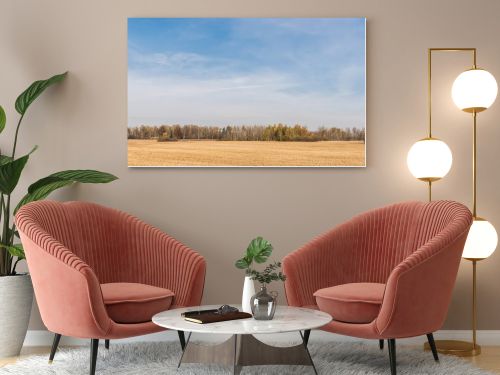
235,237,273,313
235,237,286,318
0,72,117,358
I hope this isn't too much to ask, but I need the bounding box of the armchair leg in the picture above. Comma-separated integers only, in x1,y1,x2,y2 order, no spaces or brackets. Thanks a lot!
90,339,99,375
177,330,186,350
379,339,384,350
48,333,62,363
105,339,110,350
303,329,311,347
426,333,439,362
388,339,396,375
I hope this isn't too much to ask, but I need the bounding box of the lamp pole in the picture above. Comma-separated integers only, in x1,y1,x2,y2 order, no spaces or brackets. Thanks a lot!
472,112,477,218
469,108,479,352
462,109,485,355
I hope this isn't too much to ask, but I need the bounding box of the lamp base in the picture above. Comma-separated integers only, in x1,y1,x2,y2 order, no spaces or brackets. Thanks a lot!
424,340,481,357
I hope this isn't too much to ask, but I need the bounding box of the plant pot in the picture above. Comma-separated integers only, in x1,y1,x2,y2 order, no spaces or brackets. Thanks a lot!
0,274,33,358
250,285,278,320
241,276,255,313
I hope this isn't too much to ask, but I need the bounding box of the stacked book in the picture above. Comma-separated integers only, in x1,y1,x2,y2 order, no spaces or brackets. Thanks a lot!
182,308,252,324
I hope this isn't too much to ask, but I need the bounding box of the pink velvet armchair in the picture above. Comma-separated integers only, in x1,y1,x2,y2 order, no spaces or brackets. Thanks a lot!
16,200,206,375
283,200,472,375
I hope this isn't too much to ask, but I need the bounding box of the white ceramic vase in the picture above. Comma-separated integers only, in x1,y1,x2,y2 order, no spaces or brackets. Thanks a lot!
0,274,34,358
241,275,255,313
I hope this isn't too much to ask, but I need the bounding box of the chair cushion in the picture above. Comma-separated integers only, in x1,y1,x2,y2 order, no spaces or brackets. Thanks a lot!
101,283,174,324
313,283,385,324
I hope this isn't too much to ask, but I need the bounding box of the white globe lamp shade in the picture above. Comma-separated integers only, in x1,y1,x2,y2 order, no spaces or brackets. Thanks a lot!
407,138,453,181
462,218,498,260
452,69,498,113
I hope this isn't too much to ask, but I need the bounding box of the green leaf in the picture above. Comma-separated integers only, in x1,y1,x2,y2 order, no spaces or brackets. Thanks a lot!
14,169,117,214
0,155,13,166
0,105,5,134
7,228,20,241
16,180,73,213
246,237,273,264
254,251,272,263
0,147,37,194
0,244,25,259
15,72,67,115
28,170,117,193
235,258,250,269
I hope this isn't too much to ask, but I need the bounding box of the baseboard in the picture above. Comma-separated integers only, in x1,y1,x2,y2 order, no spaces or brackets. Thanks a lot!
23,329,500,347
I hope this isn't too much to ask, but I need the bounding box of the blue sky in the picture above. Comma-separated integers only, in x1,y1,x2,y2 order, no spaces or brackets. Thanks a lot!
128,18,365,130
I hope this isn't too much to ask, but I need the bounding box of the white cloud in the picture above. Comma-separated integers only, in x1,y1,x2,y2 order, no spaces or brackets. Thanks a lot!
130,50,209,68
128,70,365,130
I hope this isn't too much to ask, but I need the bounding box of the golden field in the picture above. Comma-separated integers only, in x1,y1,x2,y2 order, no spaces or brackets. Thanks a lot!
128,140,365,167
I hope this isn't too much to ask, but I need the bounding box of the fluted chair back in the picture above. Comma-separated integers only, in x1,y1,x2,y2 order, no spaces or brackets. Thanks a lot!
283,201,472,315
16,200,206,338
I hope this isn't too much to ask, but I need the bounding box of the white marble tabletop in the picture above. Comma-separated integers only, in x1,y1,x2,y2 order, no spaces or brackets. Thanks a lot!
152,305,332,335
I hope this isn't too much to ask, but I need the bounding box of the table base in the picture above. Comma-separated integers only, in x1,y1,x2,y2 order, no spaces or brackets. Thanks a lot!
178,331,317,374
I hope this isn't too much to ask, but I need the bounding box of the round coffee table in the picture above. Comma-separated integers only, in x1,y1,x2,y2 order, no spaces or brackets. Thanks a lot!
153,305,332,374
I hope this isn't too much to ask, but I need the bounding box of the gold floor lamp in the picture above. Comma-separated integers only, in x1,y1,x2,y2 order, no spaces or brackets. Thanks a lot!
407,48,498,356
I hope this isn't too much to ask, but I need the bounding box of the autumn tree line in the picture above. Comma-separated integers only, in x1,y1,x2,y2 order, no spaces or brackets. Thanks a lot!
127,124,365,142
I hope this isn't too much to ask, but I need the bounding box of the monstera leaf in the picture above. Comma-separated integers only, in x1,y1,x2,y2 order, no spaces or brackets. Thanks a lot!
246,236,273,263
15,72,67,115
235,237,274,269
15,169,118,213
235,258,251,269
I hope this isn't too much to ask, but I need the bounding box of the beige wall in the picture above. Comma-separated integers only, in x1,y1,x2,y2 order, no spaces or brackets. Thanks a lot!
1,0,500,331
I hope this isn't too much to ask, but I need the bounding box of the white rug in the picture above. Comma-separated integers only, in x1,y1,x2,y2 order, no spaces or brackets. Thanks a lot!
0,341,494,374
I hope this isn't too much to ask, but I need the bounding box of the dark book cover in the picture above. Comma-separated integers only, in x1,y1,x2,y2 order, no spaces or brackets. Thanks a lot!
183,311,252,324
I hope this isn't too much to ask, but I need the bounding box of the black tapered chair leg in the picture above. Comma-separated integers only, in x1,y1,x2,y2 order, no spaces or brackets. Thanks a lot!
303,329,311,347
426,333,439,362
177,330,186,350
90,339,99,375
379,339,384,350
388,339,396,375
105,339,110,350
48,333,62,363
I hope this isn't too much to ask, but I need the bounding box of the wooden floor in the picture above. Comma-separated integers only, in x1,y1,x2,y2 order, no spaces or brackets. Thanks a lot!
0,346,53,367
465,346,500,373
1,345,500,372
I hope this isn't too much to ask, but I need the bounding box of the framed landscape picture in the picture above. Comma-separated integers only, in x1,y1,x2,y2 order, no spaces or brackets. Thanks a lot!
128,18,366,167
